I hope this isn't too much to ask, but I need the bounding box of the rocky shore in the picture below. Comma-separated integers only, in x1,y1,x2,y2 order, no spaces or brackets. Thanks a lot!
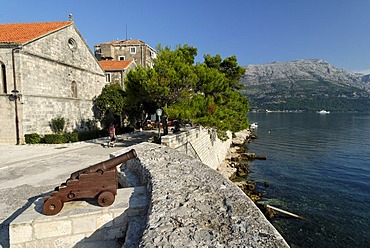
217,129,265,203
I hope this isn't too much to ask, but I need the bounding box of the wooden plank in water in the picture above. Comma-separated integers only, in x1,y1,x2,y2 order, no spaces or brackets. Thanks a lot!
266,204,305,220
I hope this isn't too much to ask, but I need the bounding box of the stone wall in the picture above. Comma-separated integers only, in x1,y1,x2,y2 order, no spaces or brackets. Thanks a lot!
112,143,289,247
10,187,149,248
161,126,232,170
0,96,16,143
0,24,106,143
0,48,19,144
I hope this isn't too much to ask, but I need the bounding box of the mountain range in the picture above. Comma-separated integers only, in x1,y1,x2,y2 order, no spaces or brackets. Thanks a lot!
239,59,370,112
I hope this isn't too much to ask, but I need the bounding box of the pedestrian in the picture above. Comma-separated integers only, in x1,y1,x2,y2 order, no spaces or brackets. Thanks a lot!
108,124,117,147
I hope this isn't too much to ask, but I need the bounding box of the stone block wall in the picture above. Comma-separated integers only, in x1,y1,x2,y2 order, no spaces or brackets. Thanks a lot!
0,23,106,143
0,48,19,144
0,97,16,143
10,187,149,248
161,126,232,170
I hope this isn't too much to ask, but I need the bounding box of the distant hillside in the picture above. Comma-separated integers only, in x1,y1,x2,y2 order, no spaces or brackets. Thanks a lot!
239,59,370,112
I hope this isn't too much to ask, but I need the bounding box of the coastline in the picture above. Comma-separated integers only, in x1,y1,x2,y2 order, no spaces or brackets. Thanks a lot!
217,130,247,179
217,129,253,179
217,129,265,202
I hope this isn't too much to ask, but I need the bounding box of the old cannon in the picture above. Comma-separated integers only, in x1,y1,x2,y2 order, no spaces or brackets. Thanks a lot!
42,149,137,215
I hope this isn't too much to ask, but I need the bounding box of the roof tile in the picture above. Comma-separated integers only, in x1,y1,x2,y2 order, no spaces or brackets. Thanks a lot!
99,60,133,70
0,21,72,44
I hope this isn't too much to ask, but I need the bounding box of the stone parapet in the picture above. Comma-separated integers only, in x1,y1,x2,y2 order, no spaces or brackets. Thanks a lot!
112,143,289,247
161,126,232,170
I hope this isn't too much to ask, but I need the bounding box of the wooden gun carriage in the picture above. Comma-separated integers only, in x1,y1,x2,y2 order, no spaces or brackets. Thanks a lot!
42,149,137,215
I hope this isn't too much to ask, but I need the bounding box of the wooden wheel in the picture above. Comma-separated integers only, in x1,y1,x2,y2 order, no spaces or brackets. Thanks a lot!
97,191,115,207
43,196,64,215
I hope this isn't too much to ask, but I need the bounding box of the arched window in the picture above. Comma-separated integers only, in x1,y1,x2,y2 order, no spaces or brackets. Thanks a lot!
71,81,77,98
0,62,7,94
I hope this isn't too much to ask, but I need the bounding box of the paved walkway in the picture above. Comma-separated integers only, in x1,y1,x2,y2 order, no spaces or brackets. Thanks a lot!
0,130,156,248
0,131,157,169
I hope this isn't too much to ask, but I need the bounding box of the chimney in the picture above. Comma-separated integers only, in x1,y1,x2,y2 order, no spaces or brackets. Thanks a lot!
69,14,73,21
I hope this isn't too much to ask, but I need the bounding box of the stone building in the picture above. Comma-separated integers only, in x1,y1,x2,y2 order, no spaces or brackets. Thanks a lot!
99,60,136,89
94,39,156,68
0,20,106,144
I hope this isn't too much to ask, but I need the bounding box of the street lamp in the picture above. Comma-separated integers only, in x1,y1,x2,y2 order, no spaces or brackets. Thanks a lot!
156,108,163,140
9,89,21,101
10,90,21,145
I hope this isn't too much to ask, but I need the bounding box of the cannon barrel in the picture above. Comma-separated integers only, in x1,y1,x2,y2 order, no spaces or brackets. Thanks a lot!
70,149,137,179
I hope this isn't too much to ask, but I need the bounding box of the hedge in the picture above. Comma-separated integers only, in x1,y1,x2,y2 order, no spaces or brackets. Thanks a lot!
65,132,79,143
24,129,109,144
24,133,42,144
78,130,105,141
43,134,68,144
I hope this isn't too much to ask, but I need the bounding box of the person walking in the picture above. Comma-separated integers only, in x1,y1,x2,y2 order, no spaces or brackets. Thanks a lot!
108,124,117,147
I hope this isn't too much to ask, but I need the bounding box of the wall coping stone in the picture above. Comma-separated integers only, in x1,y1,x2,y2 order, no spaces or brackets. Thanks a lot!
111,143,289,247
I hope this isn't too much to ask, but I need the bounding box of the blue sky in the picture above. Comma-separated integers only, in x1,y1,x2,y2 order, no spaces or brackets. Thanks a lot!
1,0,370,73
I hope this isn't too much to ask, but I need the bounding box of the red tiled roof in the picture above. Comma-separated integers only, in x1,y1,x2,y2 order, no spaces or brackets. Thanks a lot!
99,60,133,70
0,21,73,44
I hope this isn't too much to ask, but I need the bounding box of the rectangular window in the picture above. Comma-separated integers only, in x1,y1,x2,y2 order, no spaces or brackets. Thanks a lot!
105,74,111,83
150,51,157,59
130,47,136,54
95,47,101,54
118,56,125,61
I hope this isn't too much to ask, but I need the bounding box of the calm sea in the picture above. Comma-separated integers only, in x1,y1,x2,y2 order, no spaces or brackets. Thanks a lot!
246,112,370,248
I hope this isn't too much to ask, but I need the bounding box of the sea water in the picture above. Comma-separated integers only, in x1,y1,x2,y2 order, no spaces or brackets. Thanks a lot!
246,112,370,248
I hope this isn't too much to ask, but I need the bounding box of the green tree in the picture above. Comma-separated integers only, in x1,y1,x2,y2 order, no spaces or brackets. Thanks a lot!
124,45,249,133
124,45,198,122
204,54,245,89
93,82,126,126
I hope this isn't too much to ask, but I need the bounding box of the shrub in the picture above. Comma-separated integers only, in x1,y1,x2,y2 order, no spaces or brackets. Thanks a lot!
65,132,79,143
44,134,67,144
78,130,98,141
24,133,41,144
50,117,66,134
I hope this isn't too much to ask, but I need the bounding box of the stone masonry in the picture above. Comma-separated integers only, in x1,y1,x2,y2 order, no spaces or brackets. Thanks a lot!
113,143,289,247
10,187,149,248
161,126,232,170
0,22,106,144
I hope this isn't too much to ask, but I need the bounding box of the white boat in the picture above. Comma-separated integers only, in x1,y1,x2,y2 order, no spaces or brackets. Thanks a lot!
250,122,258,129
317,110,330,114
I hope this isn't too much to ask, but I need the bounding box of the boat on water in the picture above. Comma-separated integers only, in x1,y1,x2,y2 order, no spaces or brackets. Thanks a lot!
250,122,258,129
317,110,330,114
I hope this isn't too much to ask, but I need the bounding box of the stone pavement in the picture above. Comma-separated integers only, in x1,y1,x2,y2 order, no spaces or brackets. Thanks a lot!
0,131,156,248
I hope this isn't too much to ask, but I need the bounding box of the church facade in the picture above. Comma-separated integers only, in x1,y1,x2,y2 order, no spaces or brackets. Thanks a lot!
0,21,106,144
